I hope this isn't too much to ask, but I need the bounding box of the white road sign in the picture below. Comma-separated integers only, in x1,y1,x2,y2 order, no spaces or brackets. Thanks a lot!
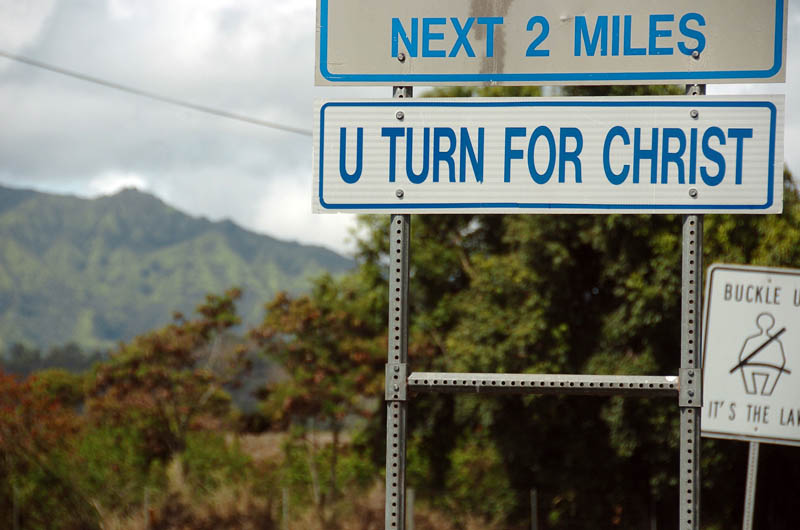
702,264,800,447
312,96,784,214
316,0,787,85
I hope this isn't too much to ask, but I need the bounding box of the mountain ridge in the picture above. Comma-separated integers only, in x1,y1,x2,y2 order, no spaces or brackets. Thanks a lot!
0,184,353,351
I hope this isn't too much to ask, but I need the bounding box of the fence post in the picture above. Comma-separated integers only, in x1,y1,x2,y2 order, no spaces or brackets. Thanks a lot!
530,488,538,530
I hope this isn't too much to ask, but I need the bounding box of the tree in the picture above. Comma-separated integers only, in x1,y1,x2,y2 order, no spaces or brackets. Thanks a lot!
87,288,247,462
0,370,99,529
252,271,385,525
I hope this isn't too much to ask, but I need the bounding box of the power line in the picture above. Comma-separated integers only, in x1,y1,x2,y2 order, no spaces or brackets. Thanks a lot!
0,49,312,137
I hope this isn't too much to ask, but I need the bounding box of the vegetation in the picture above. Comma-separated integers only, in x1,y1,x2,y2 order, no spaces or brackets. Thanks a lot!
0,185,353,352
3,85,800,529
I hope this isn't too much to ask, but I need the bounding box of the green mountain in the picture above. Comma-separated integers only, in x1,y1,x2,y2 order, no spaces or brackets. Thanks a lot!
0,185,353,351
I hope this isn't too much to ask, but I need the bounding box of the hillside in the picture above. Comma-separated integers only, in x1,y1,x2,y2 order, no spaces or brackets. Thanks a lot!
0,185,353,351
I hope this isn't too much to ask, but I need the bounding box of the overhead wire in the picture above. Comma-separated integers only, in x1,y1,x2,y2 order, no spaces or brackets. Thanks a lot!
0,49,313,137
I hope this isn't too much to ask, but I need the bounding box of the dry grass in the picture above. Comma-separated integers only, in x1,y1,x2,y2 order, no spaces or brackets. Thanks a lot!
99,432,506,530
286,484,508,530
237,432,286,462
238,430,353,462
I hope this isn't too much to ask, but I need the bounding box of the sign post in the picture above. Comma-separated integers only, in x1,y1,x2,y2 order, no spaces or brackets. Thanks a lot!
743,441,759,530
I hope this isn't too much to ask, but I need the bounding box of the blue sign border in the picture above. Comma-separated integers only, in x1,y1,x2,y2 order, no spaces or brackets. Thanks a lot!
318,0,784,83
317,100,777,211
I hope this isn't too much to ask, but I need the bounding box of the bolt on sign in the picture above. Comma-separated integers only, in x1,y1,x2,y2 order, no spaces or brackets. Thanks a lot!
702,264,800,447
312,95,784,214
315,0,787,85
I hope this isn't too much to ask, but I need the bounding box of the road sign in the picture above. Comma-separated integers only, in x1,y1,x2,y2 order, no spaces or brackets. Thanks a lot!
315,0,786,85
312,96,784,214
702,264,800,447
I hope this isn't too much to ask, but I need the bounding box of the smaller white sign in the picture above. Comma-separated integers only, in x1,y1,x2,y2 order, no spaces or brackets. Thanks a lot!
702,264,800,447
313,96,784,214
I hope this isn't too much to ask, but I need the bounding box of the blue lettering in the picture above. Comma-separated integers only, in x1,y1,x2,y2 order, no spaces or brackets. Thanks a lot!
728,128,753,185
689,128,698,184
381,127,404,183
406,128,430,184
504,127,526,182
661,128,686,183
527,126,556,184
575,15,608,56
649,14,674,56
478,17,503,57
634,128,659,184
611,15,621,56
422,18,446,57
678,13,706,55
623,15,646,55
559,127,583,183
525,16,550,57
339,128,363,184
433,127,457,182
603,126,630,185
701,127,726,186
460,127,484,183
391,18,418,57
449,17,476,57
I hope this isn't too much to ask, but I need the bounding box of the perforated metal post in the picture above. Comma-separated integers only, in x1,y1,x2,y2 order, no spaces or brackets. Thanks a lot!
385,212,410,530
742,441,760,530
679,214,703,528
385,85,411,528
679,83,704,530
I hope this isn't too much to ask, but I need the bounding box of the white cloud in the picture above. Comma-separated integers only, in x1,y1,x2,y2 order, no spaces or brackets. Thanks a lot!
0,0,56,54
87,170,150,196
254,169,359,256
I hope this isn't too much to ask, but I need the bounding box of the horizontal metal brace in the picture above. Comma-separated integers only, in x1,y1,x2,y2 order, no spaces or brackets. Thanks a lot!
386,363,408,401
408,372,679,397
679,367,702,407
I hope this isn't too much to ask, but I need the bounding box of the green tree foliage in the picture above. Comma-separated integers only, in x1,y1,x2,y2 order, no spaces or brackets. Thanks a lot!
29,368,87,409
253,273,384,428
0,370,99,529
181,431,252,496
76,424,166,511
1,288,286,527
252,271,385,525
0,342,105,377
352,184,800,528
88,288,247,461
326,85,800,528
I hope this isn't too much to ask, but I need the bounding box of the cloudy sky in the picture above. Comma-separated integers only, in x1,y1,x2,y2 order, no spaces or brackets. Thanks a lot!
0,0,797,256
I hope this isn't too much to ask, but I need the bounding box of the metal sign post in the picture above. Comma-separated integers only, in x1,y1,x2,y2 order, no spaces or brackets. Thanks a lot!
384,86,412,530
679,212,703,529
384,210,409,530
678,83,704,530
743,441,760,530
